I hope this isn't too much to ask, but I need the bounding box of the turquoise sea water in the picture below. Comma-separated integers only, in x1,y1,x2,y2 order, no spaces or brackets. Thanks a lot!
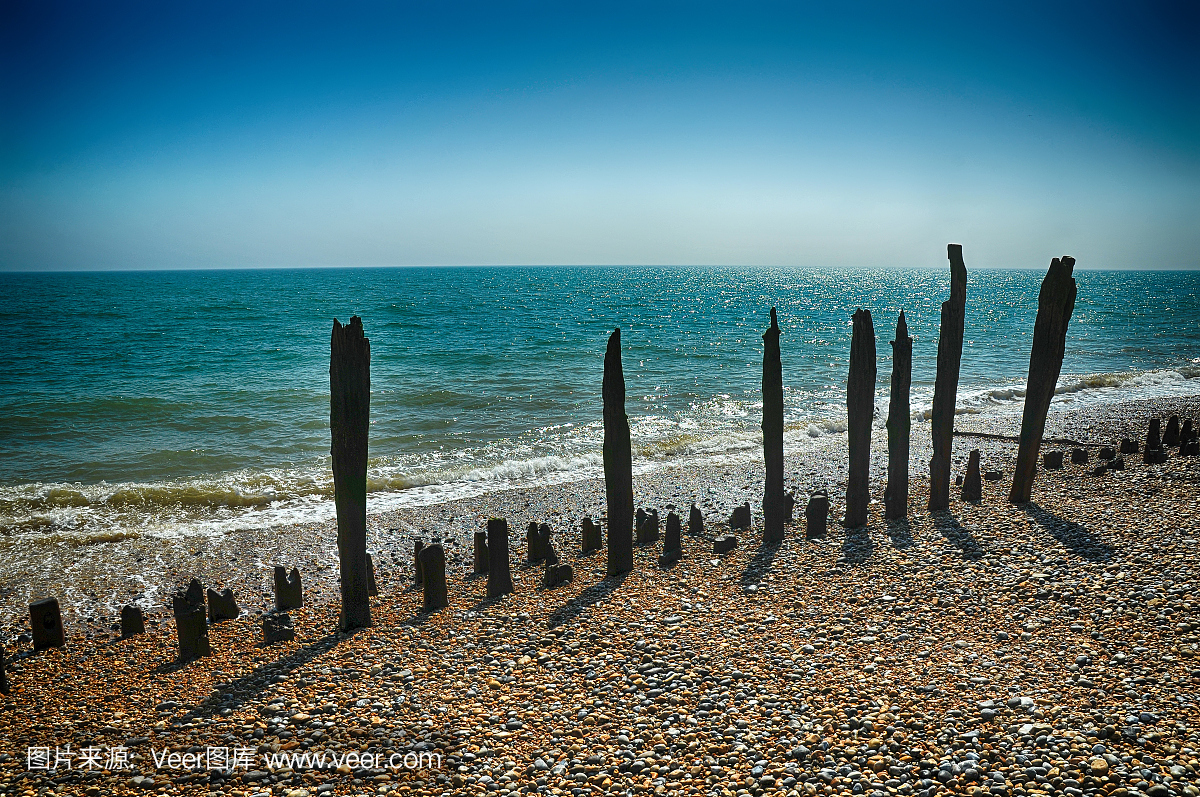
1,266,1198,542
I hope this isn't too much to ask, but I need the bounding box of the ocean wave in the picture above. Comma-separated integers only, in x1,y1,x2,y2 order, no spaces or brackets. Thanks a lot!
911,365,1200,420
461,453,603,482
804,418,848,437
4,363,1198,543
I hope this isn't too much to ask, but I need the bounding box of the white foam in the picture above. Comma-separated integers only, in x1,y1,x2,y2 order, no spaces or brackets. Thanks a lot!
4,363,1197,544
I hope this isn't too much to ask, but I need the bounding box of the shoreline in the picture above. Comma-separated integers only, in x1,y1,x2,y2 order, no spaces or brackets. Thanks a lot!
0,395,1197,796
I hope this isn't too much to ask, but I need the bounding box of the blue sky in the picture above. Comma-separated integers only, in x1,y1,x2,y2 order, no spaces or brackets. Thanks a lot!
2,1,1196,270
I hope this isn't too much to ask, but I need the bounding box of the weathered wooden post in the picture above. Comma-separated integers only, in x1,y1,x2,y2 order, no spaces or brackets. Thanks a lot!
331,315,372,631
762,308,785,544
1143,418,1166,463
419,544,448,611
172,579,210,662
659,511,682,565
528,521,550,562
1145,418,1162,451
961,449,982,502
688,504,703,535
120,604,144,638
206,587,239,622
1164,415,1181,447
636,509,659,544
805,490,829,539
603,328,635,576
930,245,967,511
1009,257,1077,503
413,540,425,585
845,309,877,528
713,534,738,554
263,613,295,644
29,598,65,651
1142,420,1161,463
580,518,602,553
0,640,8,695
544,560,574,588
884,311,912,520
274,566,303,610
473,531,489,574
486,518,514,598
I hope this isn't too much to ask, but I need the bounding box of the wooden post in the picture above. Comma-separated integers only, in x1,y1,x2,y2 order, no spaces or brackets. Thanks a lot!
330,316,372,631
884,311,912,520
473,531,489,574
845,309,877,528
805,490,829,539
486,518,514,597
263,613,295,644
419,544,448,611
526,521,545,562
929,245,967,511
171,579,210,662
603,328,634,576
120,604,144,638
961,449,982,502
206,587,239,622
29,597,65,651
413,540,425,585
274,566,303,610
581,518,602,553
659,512,682,565
1164,415,1181,447
1009,257,1077,503
761,308,785,544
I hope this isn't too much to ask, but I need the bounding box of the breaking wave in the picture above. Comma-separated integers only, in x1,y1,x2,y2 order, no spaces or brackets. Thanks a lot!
3,364,1197,544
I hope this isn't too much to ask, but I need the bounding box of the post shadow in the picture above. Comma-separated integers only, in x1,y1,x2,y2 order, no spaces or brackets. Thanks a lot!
740,541,782,587
161,631,343,718
1023,502,1115,562
929,511,984,559
884,518,915,549
547,572,628,629
838,528,875,565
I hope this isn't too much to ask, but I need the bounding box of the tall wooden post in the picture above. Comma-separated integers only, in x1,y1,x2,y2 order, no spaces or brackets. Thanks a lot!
761,308,785,544
1009,257,1077,503
845,309,877,528
331,316,372,631
603,328,634,576
884,311,912,520
929,245,967,511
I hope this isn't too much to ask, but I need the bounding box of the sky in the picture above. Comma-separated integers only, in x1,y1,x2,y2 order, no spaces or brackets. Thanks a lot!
1,1,1197,271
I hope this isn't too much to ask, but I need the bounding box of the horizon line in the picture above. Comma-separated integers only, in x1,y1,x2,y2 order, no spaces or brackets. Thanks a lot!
3,262,1197,275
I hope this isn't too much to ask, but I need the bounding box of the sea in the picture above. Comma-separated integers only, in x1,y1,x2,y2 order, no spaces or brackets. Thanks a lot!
1,266,1197,548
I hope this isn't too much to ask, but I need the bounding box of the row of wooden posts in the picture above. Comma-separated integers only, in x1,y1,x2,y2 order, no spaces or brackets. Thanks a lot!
3,493,784,684
5,387,1192,681
0,246,1080,686
324,246,1080,632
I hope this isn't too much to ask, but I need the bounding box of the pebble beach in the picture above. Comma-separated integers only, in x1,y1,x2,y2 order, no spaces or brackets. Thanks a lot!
2,395,1199,797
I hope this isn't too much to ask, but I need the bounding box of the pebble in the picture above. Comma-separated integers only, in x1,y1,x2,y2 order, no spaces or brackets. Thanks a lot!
2,397,1199,797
